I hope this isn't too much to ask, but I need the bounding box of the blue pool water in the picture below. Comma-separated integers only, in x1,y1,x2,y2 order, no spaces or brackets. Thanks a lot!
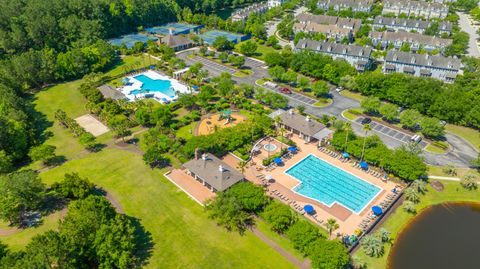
286,155,381,213
129,74,176,98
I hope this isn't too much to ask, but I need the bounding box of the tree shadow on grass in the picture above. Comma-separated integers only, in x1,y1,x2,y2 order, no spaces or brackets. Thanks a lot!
128,216,155,268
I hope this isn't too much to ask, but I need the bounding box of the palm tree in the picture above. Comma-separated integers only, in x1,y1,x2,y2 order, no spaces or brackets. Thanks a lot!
326,218,339,236
404,187,420,203
237,160,248,174
361,123,372,161
361,235,384,258
344,122,351,152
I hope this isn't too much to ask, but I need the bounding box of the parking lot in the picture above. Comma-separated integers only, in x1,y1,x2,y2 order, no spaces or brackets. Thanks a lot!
192,56,236,74
263,83,317,105
355,117,427,148
245,57,266,68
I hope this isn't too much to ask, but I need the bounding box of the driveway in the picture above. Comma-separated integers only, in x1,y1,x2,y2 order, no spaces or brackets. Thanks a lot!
457,12,480,57
175,49,478,167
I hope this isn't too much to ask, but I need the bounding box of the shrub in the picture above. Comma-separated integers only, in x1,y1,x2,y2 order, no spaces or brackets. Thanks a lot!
52,173,94,199
261,202,297,233
286,221,324,253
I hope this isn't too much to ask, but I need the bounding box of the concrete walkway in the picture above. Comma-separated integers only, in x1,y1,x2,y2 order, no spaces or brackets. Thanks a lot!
428,176,461,181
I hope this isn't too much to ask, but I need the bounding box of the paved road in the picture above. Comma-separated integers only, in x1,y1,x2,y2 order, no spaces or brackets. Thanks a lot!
176,49,478,167
457,12,480,57
266,6,306,47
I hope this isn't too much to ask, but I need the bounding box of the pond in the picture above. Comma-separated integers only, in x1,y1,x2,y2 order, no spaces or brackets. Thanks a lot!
388,202,480,269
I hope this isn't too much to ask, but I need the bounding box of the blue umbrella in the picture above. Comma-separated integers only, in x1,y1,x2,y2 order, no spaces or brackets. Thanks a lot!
288,146,297,153
360,161,368,170
274,158,283,165
304,205,314,214
342,152,350,158
372,206,383,216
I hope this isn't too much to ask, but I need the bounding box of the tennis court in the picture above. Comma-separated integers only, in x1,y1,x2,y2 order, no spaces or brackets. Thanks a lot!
108,33,158,48
146,23,203,35
199,30,250,44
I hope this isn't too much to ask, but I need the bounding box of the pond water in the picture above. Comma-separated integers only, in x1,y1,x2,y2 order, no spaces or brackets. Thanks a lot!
388,202,480,269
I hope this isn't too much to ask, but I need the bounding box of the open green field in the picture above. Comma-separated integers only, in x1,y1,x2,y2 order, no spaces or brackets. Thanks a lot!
234,40,278,61
37,148,296,269
353,180,480,269
339,90,366,102
445,124,480,151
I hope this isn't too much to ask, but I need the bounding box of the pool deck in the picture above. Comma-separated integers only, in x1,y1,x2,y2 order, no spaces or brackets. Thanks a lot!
224,135,399,236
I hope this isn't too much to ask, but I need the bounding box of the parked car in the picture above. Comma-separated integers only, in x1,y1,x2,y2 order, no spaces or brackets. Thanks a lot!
335,86,343,92
361,117,372,125
410,135,422,144
279,87,292,94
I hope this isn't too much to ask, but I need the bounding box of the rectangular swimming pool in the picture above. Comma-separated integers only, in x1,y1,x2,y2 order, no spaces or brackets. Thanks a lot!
285,154,381,214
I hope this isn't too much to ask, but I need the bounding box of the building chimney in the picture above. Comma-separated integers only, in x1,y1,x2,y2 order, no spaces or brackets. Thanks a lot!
195,148,200,160
218,165,224,172
305,116,311,122
202,153,208,161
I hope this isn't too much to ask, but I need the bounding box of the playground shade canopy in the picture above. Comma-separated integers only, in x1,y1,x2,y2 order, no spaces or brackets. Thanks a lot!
372,206,383,216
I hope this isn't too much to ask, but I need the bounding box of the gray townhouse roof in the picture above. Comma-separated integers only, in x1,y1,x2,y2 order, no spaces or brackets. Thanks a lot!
97,85,126,100
231,2,268,20
317,0,374,9
373,17,452,32
293,22,352,36
385,51,462,70
296,13,362,31
296,39,373,58
269,109,327,137
369,31,452,47
383,0,448,11
183,154,244,192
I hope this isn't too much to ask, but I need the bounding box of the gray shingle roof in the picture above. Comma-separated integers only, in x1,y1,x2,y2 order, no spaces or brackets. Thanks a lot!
161,35,193,48
273,109,326,137
373,16,452,32
296,39,372,58
385,51,462,70
97,85,126,100
296,13,362,31
369,31,452,47
183,154,244,192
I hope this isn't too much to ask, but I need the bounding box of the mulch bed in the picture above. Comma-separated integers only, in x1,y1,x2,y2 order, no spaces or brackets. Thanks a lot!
431,180,445,192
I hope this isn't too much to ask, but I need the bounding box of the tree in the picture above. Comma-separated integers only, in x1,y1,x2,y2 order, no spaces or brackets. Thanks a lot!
205,193,252,234
214,72,235,97
28,144,56,165
344,122,352,152
297,77,310,90
311,80,329,98
404,187,421,203
53,173,94,200
212,36,234,51
308,239,350,269
219,51,228,62
177,93,197,111
266,35,279,47
420,117,445,138
268,65,286,81
411,179,427,194
0,170,46,225
79,133,97,151
361,96,381,114
231,55,246,68
224,182,268,213
286,221,323,253
238,40,258,56
379,228,391,243
442,164,458,176
361,124,372,161
0,151,13,175
143,148,170,168
400,42,411,52
325,218,339,236
400,109,422,130
460,173,478,190
379,103,399,122
403,200,417,214
361,235,384,257
262,202,297,233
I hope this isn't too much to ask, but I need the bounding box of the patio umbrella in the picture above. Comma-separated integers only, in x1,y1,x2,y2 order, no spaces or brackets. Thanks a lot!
122,78,130,84
274,158,283,165
372,206,383,216
265,175,273,181
360,161,368,170
288,146,297,153
303,205,315,215
342,152,350,158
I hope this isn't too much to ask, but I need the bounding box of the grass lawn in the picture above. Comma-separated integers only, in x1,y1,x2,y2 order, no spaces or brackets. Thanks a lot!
233,69,253,77
176,121,197,140
342,108,362,121
424,143,448,154
35,148,296,268
0,211,64,251
353,180,480,269
234,40,278,61
445,124,480,151
427,165,480,178
314,98,333,107
339,90,366,102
